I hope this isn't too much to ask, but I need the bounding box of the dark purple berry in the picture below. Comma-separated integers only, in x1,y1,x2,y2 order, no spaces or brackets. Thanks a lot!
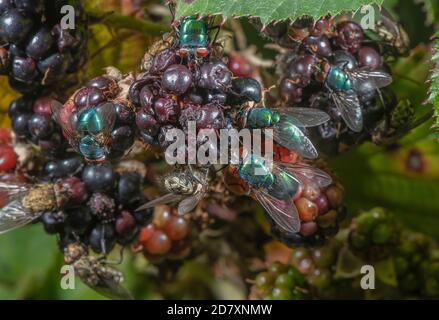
12,113,31,136
12,56,37,82
14,0,44,16
227,77,262,105
8,96,32,117
117,172,142,207
28,113,53,139
154,97,179,123
162,64,192,94
303,35,332,57
198,60,232,90
150,48,176,74
136,108,159,134
139,85,154,110
110,125,135,151
38,132,64,155
55,176,88,205
358,47,382,70
25,27,54,60
89,224,116,254
115,103,135,124
86,76,116,92
37,53,71,84
41,210,65,234
0,9,34,43
336,21,364,53
0,0,13,15
280,78,303,104
115,210,137,236
74,87,106,109
82,164,115,193
287,55,316,87
59,156,83,176
333,50,358,71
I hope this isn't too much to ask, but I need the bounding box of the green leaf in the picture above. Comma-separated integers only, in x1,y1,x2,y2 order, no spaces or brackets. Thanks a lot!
176,0,384,25
429,32,439,129
0,225,59,299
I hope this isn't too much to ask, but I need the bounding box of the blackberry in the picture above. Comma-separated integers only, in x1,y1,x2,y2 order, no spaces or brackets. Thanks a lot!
54,70,136,161
269,15,407,156
0,0,88,94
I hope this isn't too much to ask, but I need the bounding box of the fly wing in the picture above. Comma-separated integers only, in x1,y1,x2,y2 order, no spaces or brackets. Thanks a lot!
271,118,319,159
350,69,393,90
75,260,134,300
177,191,205,215
0,200,38,234
135,193,184,212
331,92,363,132
96,102,117,137
253,188,301,233
280,162,333,188
0,182,29,202
278,107,330,127
51,100,81,152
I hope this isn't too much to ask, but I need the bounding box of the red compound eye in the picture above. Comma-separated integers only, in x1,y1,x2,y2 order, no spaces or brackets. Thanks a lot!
196,47,209,58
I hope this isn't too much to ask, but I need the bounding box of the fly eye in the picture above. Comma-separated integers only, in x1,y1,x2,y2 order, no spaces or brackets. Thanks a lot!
196,47,209,58
178,48,189,57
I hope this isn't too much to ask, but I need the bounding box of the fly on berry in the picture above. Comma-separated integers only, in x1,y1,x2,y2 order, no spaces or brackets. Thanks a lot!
136,166,210,215
232,153,332,233
51,100,117,162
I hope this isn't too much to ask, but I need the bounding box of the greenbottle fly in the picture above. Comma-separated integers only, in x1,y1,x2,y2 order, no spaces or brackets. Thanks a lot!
239,106,330,159
51,100,116,162
177,16,210,58
136,166,211,215
322,60,392,132
234,153,332,233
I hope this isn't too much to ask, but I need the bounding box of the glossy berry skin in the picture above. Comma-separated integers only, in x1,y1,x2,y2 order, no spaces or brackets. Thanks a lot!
280,78,303,104
89,224,116,254
336,21,364,53
0,9,34,43
162,64,192,95
117,172,142,207
227,77,262,105
74,87,106,109
82,164,115,192
228,54,254,77
12,113,31,137
110,125,135,151
0,145,17,172
357,47,382,70
198,60,232,91
25,27,54,60
28,113,53,139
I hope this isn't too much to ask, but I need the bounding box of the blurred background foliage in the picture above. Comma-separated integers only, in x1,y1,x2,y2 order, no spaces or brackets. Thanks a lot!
1,0,439,299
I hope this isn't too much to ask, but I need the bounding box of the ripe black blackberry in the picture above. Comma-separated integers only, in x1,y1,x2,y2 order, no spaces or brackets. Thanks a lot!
129,38,261,156
8,95,69,157
39,158,152,255
265,16,408,156
0,0,88,94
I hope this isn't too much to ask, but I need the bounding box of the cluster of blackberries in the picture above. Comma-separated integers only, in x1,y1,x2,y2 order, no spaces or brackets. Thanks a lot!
41,157,151,255
8,95,68,157
0,0,87,94
57,71,137,161
130,44,262,155
134,204,192,263
266,17,399,155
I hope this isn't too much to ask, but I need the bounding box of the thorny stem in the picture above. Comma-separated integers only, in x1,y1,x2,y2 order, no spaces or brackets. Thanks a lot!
87,7,171,36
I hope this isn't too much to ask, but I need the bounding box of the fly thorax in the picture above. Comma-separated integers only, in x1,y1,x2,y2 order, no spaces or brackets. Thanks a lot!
179,17,208,49
165,175,195,195
64,243,88,265
79,135,106,161
327,66,352,92
238,155,275,189
247,108,279,128
22,184,56,213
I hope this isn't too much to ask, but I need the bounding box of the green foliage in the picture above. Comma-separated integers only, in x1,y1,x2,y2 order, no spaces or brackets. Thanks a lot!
429,32,439,128
176,0,384,25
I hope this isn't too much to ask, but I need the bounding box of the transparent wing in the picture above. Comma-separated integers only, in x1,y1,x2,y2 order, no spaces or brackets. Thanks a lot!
96,103,117,137
75,262,134,300
278,107,330,127
135,193,184,212
280,162,333,188
177,189,206,215
0,200,38,234
349,69,393,90
331,92,363,132
271,118,319,159
0,182,29,203
51,100,80,151
253,188,301,233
